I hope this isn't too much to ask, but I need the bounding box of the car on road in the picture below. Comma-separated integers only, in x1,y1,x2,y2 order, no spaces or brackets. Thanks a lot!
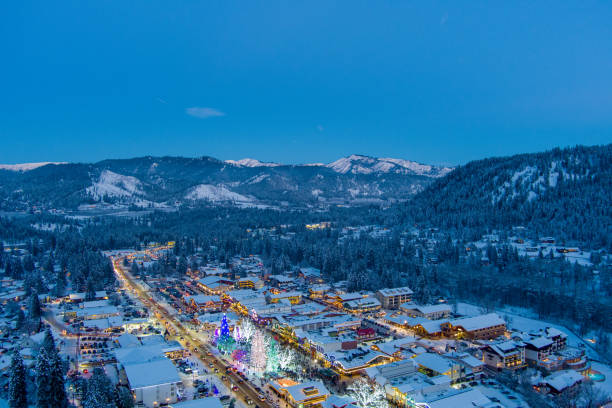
245,397,253,405
258,394,265,401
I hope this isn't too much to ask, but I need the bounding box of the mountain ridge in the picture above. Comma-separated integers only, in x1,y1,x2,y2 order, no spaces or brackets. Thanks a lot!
0,154,448,210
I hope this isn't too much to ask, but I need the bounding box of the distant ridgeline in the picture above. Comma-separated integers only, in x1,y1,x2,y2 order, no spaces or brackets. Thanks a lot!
405,144,612,249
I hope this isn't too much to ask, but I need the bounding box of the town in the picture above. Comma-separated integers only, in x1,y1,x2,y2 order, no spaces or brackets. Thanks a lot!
0,220,610,408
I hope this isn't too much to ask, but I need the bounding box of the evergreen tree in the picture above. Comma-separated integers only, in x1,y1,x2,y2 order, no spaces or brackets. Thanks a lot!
42,329,55,353
29,292,42,321
15,309,25,330
49,352,68,408
8,352,27,408
115,386,135,408
85,278,96,301
83,367,114,408
35,347,52,408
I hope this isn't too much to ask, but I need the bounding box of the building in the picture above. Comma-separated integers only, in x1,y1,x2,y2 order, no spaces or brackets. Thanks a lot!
123,358,182,407
376,287,413,309
267,291,303,305
197,276,234,295
447,313,506,340
400,304,451,320
271,379,330,408
535,370,584,395
236,277,264,290
482,340,526,371
184,294,223,312
343,297,382,314
413,353,465,383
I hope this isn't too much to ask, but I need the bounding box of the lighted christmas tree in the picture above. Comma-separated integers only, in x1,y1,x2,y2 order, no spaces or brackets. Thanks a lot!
250,330,267,375
239,318,255,344
216,314,236,354
266,338,280,374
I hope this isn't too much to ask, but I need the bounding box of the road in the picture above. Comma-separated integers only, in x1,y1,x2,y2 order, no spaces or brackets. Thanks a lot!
112,257,273,408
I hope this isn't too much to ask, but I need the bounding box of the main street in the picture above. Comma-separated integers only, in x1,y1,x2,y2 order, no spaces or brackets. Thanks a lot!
111,257,273,408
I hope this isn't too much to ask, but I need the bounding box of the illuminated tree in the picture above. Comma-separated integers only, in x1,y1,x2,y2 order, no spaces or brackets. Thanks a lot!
216,314,235,354
348,377,389,408
238,319,255,344
278,347,298,371
231,349,247,363
266,338,280,373
250,330,266,375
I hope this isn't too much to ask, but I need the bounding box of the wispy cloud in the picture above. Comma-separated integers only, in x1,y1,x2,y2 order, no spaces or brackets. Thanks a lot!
440,13,448,25
186,107,225,119
155,97,168,104
316,125,324,132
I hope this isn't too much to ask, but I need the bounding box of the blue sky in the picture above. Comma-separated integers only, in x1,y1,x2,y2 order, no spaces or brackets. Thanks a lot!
1,1,611,165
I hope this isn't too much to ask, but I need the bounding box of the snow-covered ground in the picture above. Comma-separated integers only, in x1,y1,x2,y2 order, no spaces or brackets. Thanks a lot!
86,170,145,199
185,184,253,203
590,361,612,398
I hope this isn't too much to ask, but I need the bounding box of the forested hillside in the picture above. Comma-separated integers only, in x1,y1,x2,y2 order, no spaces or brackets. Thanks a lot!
407,145,612,249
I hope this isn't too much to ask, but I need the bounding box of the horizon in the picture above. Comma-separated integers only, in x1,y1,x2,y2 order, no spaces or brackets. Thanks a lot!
3,2,612,165
0,143,608,168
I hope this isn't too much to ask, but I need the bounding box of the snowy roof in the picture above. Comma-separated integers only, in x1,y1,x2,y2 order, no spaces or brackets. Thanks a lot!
185,294,220,304
76,305,119,318
124,357,181,389
285,381,329,402
117,333,141,348
268,291,303,299
417,319,449,334
321,395,358,408
526,336,554,350
542,370,584,392
299,267,321,277
425,388,492,408
450,313,505,331
69,291,107,300
344,297,381,308
269,274,294,283
198,276,222,286
413,353,455,375
405,304,451,315
170,397,223,408
378,287,414,297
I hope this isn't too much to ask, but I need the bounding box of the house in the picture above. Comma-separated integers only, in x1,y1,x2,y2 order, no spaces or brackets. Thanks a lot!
422,388,494,408
123,358,182,407
267,291,303,305
197,276,234,295
482,340,526,371
376,287,413,309
413,353,465,383
68,291,108,303
299,267,323,283
400,304,451,320
270,379,330,408
184,294,223,312
535,370,584,395
169,398,223,408
443,352,485,380
269,274,295,288
236,277,264,290
447,313,506,340
343,297,382,314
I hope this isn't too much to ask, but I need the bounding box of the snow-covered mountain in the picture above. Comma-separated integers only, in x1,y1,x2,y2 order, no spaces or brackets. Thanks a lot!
0,154,455,210
225,158,281,167
325,154,452,177
0,162,67,171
